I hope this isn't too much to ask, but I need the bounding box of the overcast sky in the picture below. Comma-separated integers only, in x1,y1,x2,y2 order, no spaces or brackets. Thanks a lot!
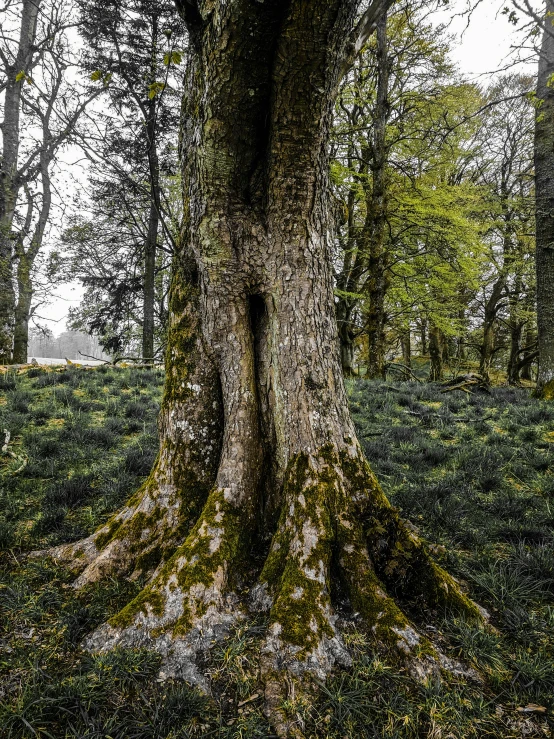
40,0,540,338
435,1,539,77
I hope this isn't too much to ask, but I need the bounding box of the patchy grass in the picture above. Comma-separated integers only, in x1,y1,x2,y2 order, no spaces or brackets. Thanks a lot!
0,365,162,551
0,367,553,737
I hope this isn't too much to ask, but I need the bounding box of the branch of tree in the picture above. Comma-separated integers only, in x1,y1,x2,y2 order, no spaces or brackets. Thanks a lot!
341,0,396,78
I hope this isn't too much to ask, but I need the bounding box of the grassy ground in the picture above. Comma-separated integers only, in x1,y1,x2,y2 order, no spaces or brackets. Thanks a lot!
0,365,553,738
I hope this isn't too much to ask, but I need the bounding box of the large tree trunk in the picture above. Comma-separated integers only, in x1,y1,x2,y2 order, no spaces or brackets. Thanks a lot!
534,1,554,400
46,1,481,732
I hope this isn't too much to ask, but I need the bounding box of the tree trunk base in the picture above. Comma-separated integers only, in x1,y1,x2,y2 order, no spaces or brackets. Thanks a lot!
534,378,554,401
37,444,484,735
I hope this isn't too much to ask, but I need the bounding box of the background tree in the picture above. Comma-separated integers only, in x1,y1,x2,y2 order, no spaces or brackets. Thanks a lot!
332,5,486,379
0,0,39,363
76,0,186,360
468,75,535,382
61,175,177,357
533,0,554,399
0,0,96,363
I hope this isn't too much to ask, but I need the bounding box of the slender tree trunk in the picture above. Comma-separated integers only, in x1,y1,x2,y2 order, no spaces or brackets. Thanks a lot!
428,324,443,382
0,0,41,363
507,322,524,385
506,271,523,385
366,13,390,379
335,164,361,378
400,330,411,367
521,359,534,382
534,1,554,399
479,278,505,381
457,309,467,360
520,323,537,381
12,125,53,363
12,255,32,364
0,196,16,364
143,194,159,361
480,320,495,380
143,17,161,362
419,318,427,356
338,317,356,376
441,334,450,366
45,2,481,730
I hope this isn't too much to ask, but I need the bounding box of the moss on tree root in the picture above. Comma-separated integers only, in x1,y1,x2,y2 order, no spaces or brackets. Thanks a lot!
257,446,481,672
108,485,251,634
49,442,483,719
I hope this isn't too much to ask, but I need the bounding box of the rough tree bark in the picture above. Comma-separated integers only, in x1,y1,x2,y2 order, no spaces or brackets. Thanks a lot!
143,14,161,363
365,12,391,379
0,0,41,363
534,0,554,400
46,1,481,733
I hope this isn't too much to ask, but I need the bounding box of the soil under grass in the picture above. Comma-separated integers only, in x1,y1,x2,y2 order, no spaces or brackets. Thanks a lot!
0,365,552,738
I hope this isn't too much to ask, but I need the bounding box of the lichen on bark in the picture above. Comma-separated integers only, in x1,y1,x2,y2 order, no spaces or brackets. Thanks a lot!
37,1,485,734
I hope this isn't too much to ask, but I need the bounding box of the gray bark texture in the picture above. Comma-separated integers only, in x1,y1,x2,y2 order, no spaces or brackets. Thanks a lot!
0,0,41,363
534,0,554,399
142,15,161,362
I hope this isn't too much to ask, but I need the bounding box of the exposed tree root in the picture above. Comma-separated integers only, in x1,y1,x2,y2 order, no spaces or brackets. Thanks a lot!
34,258,223,587
38,442,484,736
42,464,207,586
